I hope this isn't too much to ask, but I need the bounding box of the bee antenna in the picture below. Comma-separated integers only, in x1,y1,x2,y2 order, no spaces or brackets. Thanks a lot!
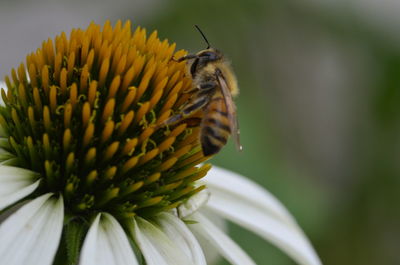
194,25,211,49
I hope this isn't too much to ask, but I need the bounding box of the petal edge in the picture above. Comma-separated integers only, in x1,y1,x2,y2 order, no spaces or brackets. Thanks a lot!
80,212,139,265
0,193,64,265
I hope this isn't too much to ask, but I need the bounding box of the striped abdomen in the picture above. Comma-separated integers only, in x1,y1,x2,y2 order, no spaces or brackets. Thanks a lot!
200,92,232,156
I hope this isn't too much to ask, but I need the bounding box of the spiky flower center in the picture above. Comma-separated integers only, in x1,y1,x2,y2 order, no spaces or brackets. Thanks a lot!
0,20,211,218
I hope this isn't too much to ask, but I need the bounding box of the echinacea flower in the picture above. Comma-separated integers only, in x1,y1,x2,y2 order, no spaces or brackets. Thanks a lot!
0,20,321,265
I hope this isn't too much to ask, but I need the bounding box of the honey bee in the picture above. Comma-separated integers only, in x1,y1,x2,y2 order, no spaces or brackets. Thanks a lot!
164,25,242,156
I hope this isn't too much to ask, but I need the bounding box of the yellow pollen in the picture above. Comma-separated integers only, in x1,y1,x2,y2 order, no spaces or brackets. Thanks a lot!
63,129,72,152
98,57,110,89
84,147,96,167
118,111,135,136
88,81,98,107
103,166,117,180
107,75,121,100
70,83,78,108
59,68,67,95
169,124,187,138
144,172,161,185
135,102,150,124
158,157,178,171
42,134,51,159
102,141,120,162
121,138,138,156
32,87,42,114
138,148,159,165
149,86,164,109
158,137,176,153
43,106,52,133
82,102,91,128
67,51,75,82
102,98,115,123
121,156,139,175
138,127,154,144
83,123,95,148
85,170,98,186
80,65,89,93
120,86,137,113
135,60,156,102
100,121,115,144
171,146,193,162
64,104,72,128
49,86,57,113
28,64,38,88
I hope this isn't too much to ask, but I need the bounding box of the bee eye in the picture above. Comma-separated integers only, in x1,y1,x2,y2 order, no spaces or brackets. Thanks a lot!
200,51,219,61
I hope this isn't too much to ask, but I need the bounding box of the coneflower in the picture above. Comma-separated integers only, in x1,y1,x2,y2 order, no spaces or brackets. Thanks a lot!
0,20,321,265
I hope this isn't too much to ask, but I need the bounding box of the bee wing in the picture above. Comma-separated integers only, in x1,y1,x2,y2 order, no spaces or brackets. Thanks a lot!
216,70,243,152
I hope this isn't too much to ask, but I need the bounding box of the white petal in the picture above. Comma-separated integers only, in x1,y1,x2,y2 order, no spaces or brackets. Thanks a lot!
0,179,40,211
196,208,227,265
156,212,206,265
0,81,6,137
0,165,39,181
0,157,20,166
0,193,64,265
0,165,40,210
80,213,139,265
177,189,210,218
0,148,14,162
204,167,321,265
189,212,256,265
0,81,5,106
204,166,297,227
0,127,5,138
128,216,194,265
0,138,10,149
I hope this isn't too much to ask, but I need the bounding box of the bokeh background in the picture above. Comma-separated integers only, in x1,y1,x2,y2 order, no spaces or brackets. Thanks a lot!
1,0,400,264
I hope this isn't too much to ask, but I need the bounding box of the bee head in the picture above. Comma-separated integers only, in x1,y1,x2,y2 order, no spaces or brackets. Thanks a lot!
196,48,223,62
190,48,223,77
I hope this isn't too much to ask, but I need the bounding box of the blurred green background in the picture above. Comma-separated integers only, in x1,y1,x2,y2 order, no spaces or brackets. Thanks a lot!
1,0,400,264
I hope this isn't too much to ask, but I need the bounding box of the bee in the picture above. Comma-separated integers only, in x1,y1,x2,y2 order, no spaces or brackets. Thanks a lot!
163,25,242,156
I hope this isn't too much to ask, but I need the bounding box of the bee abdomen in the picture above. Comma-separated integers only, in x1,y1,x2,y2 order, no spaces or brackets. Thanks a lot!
207,118,231,132
201,118,231,156
201,135,221,156
210,97,229,116
204,126,227,143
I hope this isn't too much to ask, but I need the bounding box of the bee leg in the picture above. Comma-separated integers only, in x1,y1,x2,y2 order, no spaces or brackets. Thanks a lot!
171,54,198,62
182,117,202,127
183,81,216,95
182,87,200,94
163,95,209,126
163,112,185,125
198,82,217,92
